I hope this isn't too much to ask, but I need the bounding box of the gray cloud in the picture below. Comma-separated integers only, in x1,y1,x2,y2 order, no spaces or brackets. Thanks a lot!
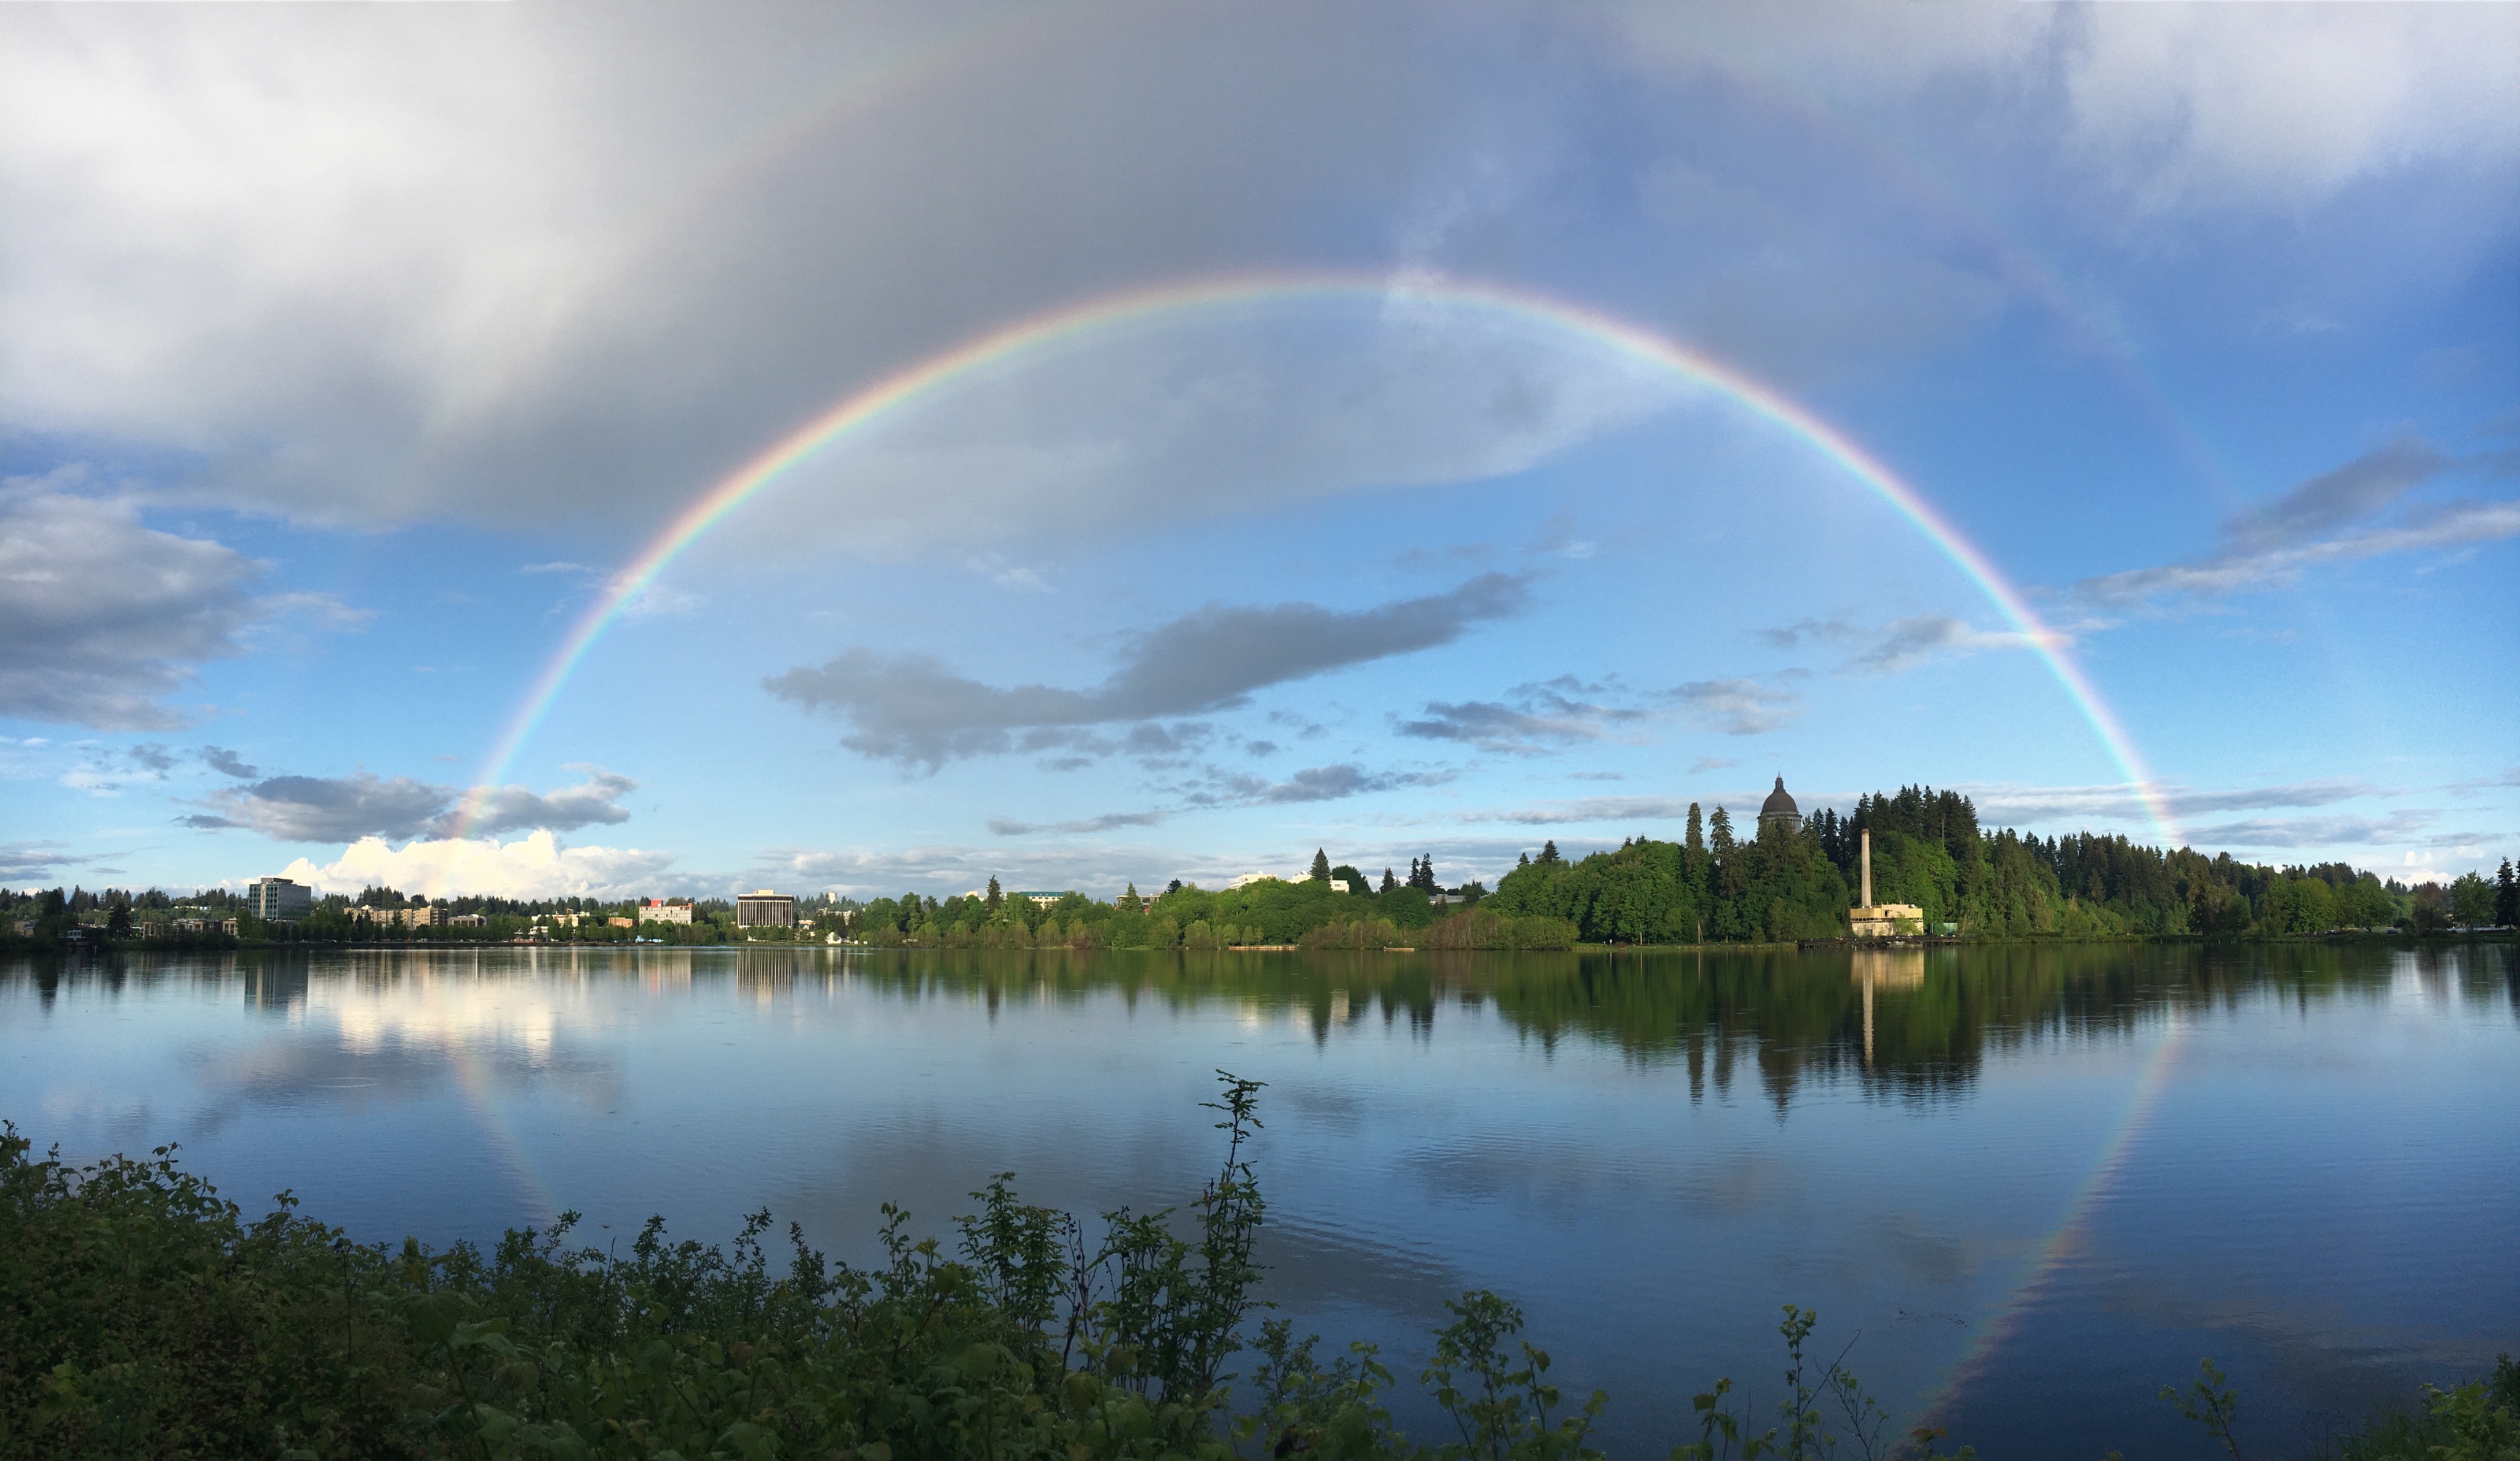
988,811,1170,838
180,766,637,844
2071,441,2520,610
1461,796,1697,827
0,488,266,729
2182,811,2441,849
199,746,260,779
1255,764,1420,805
1964,777,2388,826
1754,617,1859,650
125,743,177,775
13,3,2496,561
1670,677,1801,735
1848,615,2047,674
0,842,92,883
1397,674,1646,755
767,574,1531,769
181,772,452,843
454,767,638,838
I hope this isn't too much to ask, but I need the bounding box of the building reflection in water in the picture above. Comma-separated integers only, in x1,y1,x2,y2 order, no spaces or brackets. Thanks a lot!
245,963,309,1013
1851,949,1925,1066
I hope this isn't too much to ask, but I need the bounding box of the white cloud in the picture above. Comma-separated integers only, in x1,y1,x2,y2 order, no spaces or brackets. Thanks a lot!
1671,676,1801,736
280,831,676,900
1613,2,2519,212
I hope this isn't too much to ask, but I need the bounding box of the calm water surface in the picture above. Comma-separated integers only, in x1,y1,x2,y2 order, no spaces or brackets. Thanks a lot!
4,943,2514,1459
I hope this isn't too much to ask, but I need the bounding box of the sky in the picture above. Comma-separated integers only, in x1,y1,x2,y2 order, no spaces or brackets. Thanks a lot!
2,0,2515,902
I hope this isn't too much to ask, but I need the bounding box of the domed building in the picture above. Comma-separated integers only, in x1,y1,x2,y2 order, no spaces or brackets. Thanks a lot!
1757,776,1801,838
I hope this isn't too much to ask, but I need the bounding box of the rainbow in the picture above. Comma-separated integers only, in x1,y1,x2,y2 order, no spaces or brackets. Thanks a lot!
1919,1008,2190,1424
439,270,2182,849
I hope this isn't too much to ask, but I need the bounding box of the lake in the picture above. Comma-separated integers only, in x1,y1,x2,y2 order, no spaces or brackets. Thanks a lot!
3,943,2513,1459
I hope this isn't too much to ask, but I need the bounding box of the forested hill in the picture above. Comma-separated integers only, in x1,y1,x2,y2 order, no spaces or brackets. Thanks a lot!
1484,784,2513,943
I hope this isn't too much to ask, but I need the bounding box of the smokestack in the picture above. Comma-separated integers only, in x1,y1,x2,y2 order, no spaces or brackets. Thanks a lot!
1860,829,1873,908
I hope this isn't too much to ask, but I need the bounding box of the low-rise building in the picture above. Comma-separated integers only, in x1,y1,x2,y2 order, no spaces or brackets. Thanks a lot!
350,905,445,928
735,891,796,927
637,899,694,924
1010,891,1072,907
247,877,313,922
608,916,634,929
447,913,488,927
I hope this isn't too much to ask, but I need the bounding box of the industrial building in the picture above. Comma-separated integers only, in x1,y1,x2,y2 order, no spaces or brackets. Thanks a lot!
1848,830,1925,939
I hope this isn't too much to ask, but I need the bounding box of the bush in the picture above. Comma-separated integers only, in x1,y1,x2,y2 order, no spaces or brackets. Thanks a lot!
1421,910,1579,951
1299,918,1404,951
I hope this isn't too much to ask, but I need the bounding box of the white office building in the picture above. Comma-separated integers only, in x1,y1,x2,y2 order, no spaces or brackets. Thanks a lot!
247,877,313,922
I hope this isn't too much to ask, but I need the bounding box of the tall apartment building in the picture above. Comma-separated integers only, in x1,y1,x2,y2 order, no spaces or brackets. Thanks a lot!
735,891,795,927
247,877,313,922
637,899,694,924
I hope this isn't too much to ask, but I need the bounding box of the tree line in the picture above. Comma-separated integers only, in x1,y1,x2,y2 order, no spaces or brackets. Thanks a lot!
1485,785,2519,943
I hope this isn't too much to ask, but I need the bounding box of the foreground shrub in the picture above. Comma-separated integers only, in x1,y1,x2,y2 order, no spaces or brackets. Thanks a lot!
6,1075,2502,1461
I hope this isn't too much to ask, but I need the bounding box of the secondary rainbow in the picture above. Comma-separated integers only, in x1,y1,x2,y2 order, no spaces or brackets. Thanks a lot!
441,271,2182,847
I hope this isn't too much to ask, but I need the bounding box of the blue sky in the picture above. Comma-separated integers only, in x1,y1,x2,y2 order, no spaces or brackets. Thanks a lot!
2,0,2514,901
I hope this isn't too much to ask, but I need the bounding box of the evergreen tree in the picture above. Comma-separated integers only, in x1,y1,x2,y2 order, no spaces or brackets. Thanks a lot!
2498,859,2518,927
1517,852,1530,868
1381,867,1398,893
1709,806,1735,858
1540,839,1561,865
1310,848,1332,882
1166,878,1182,895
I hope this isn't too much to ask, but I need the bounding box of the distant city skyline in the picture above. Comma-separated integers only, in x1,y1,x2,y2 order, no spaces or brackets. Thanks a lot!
2,2,2513,900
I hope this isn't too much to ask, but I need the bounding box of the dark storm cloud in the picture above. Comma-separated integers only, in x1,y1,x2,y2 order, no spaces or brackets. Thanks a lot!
766,574,1532,769
2073,440,2520,610
179,767,637,844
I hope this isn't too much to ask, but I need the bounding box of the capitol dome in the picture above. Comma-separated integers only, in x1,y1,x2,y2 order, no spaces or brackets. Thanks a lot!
1758,776,1802,835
